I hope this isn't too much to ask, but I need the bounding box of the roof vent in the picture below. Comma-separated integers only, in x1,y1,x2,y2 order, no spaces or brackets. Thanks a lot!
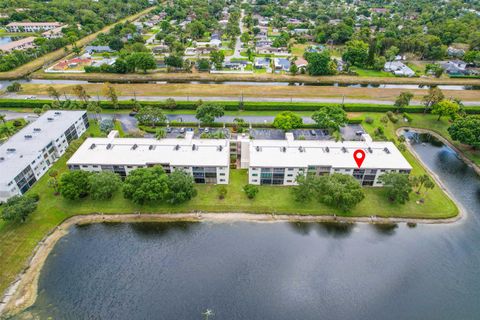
368,147,373,153
54,111,61,115
47,117,54,121
89,143,96,149
192,144,197,151
298,146,304,153
341,147,347,153
383,147,390,154
0,157,4,161
6,148,16,153
256,146,261,152
131,144,138,150
281,146,286,152
33,128,41,132
149,145,155,150
218,145,223,151
106,143,112,150
24,134,32,139
174,144,180,150
325,147,330,153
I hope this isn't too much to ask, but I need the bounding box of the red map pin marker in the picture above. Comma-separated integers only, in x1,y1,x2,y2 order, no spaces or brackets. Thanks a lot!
353,149,366,168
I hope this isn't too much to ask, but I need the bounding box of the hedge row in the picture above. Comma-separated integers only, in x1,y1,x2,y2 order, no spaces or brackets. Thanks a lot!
1,98,480,114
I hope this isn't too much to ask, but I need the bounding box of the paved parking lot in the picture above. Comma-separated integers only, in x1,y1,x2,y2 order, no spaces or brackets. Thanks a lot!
165,127,230,139
292,129,330,140
249,128,286,140
341,124,365,141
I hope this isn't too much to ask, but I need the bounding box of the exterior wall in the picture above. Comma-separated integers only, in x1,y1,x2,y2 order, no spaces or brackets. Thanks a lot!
249,166,411,186
6,23,60,33
0,112,87,202
70,164,230,184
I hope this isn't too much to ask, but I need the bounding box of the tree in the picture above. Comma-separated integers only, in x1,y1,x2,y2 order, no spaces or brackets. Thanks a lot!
99,118,114,133
59,170,91,200
292,174,321,202
448,115,480,149
289,63,298,75
378,172,412,204
342,40,369,68
73,85,90,104
394,92,414,108
431,100,460,121
210,50,225,69
155,127,166,139
126,52,157,73
425,64,444,78
195,103,225,124
123,166,169,204
102,83,119,111
385,46,399,61
88,171,122,200
243,184,259,199
165,55,184,68
316,174,365,211
47,86,61,102
165,98,176,110
411,174,434,195
6,82,21,92
311,106,347,132
1,195,37,223
135,106,166,127
165,170,197,204
305,51,336,75
273,111,303,131
197,59,211,71
33,108,42,117
422,87,444,113
0,114,6,126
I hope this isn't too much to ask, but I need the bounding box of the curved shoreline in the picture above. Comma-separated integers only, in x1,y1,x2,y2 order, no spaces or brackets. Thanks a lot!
0,128,469,318
0,209,464,317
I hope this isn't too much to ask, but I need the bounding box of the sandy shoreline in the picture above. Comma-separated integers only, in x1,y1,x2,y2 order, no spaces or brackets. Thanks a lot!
0,127,471,318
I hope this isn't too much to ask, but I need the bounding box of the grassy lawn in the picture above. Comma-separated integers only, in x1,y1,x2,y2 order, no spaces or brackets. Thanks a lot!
358,112,480,166
291,44,307,57
351,67,395,78
0,116,460,297
0,118,27,140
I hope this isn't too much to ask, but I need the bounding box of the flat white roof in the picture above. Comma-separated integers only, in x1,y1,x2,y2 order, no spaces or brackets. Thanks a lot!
67,133,230,168
0,110,86,184
249,138,412,170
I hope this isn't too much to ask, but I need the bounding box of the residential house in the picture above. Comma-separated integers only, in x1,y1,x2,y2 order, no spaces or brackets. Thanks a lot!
254,57,270,69
384,61,415,77
85,46,114,54
274,58,291,71
441,60,469,75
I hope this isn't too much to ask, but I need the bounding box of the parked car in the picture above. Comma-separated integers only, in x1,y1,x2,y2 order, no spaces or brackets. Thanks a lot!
180,127,185,133
355,130,364,136
310,130,316,136
129,111,138,117
166,127,172,133
204,127,210,133
25,96,36,100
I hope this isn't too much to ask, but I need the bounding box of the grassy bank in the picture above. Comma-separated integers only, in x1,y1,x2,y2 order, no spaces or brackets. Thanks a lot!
0,118,459,298
0,7,155,80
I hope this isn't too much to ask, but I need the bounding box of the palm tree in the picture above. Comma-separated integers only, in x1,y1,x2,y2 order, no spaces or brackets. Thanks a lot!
155,128,166,140
0,114,6,126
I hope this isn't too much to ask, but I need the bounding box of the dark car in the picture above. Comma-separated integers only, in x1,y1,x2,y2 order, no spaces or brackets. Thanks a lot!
129,111,138,117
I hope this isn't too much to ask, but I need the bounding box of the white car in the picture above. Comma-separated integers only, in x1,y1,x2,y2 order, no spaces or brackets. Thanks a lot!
25,95,37,100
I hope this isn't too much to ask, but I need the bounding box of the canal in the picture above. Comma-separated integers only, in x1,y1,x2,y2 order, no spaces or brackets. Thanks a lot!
15,132,480,320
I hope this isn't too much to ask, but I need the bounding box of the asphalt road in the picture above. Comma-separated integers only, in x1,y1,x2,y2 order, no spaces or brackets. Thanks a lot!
4,92,480,106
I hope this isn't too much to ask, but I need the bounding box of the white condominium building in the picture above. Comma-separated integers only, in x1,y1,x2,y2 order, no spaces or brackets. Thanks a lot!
6,22,62,33
238,133,412,186
0,111,89,202
67,131,230,184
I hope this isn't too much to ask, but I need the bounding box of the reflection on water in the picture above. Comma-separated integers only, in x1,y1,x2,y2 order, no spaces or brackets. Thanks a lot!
16,130,480,320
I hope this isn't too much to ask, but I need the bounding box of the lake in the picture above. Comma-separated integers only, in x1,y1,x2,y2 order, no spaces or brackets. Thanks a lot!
17,132,480,319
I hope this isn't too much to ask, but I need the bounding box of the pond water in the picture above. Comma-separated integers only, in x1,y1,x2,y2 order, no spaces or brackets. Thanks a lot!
0,36,25,45
16,132,480,320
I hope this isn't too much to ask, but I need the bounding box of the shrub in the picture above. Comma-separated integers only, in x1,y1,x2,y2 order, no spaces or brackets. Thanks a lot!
243,184,259,199
88,171,122,200
386,111,399,123
99,118,114,133
217,186,228,199
365,117,374,124
403,113,413,123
